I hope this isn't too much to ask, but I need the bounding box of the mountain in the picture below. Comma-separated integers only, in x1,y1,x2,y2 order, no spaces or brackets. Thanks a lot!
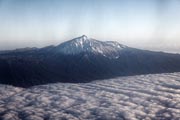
55,35,127,58
0,35,180,87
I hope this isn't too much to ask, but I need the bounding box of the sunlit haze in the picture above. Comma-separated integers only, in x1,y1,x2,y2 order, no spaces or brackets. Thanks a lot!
0,0,180,53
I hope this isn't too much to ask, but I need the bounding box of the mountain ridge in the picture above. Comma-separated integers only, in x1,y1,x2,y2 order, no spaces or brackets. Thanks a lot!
54,35,127,59
0,35,180,87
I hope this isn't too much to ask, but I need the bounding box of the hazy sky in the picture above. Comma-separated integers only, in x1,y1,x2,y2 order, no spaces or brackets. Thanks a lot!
0,0,180,53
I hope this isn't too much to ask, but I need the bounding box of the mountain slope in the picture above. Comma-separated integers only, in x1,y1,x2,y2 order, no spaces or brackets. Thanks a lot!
0,35,180,87
54,35,126,58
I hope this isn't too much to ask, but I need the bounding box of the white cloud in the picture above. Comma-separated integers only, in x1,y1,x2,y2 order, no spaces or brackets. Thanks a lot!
0,72,180,119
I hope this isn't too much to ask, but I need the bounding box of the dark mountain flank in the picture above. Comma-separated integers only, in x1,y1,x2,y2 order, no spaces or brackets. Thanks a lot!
1,35,180,87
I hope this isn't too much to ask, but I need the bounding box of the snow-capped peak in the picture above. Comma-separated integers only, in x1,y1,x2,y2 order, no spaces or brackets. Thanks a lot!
81,35,88,40
56,35,127,58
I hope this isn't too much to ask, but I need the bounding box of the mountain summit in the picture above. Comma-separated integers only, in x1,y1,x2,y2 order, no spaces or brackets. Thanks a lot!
1,36,180,87
56,35,127,58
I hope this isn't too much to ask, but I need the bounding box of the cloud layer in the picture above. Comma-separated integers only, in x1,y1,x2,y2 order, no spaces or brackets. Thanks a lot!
0,72,180,120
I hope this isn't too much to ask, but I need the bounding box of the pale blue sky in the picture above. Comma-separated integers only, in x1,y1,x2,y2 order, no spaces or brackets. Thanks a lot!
0,0,180,53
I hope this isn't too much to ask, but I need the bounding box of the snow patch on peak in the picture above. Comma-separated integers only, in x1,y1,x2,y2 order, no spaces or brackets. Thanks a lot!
75,35,88,42
81,35,88,40
106,41,127,48
56,36,127,59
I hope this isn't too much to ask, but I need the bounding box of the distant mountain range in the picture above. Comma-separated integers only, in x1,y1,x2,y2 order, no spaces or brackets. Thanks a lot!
1,35,180,87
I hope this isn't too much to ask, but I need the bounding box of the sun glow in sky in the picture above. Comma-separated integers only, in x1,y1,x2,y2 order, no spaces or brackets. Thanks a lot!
0,0,180,53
